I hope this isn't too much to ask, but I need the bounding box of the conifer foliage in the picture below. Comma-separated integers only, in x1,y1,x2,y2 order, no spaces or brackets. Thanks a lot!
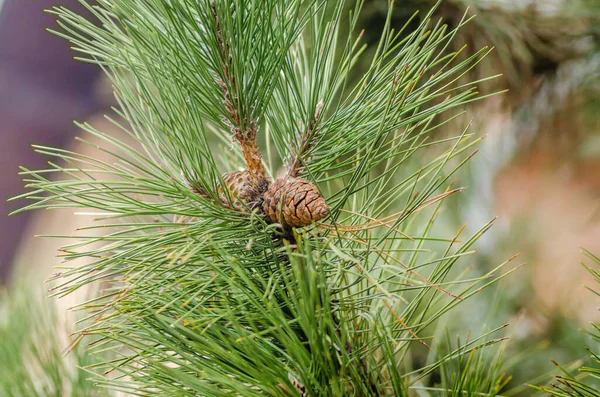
13,0,517,395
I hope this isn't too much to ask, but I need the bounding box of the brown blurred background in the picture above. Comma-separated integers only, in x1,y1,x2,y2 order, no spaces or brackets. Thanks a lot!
0,0,103,282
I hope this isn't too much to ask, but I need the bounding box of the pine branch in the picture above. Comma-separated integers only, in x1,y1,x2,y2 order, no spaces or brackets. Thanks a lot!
286,100,324,178
11,0,519,395
210,0,266,180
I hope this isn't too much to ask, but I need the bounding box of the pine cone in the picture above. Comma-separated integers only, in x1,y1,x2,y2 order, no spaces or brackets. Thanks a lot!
262,177,329,228
218,170,269,211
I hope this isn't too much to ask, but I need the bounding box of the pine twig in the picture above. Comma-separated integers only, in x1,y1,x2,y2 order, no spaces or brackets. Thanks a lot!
210,1,266,179
287,101,324,178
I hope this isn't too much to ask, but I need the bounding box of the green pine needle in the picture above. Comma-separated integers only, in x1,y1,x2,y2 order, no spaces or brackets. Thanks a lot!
12,0,518,395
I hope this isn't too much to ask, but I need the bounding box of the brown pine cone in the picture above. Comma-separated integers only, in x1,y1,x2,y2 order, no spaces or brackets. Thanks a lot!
262,177,329,228
218,170,269,211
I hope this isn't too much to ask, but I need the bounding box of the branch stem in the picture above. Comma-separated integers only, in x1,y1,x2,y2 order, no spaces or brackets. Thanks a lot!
211,1,266,179
287,101,324,178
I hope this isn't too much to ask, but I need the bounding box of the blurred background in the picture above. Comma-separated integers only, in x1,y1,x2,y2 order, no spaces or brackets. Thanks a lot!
0,0,599,394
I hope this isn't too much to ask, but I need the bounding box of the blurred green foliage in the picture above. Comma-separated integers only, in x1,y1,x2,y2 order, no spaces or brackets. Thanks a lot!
0,282,109,397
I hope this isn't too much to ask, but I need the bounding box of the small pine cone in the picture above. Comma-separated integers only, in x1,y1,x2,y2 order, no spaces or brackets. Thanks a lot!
218,170,269,211
262,177,329,228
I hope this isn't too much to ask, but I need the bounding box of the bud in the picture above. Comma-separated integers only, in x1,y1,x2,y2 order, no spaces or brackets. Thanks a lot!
262,177,329,228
